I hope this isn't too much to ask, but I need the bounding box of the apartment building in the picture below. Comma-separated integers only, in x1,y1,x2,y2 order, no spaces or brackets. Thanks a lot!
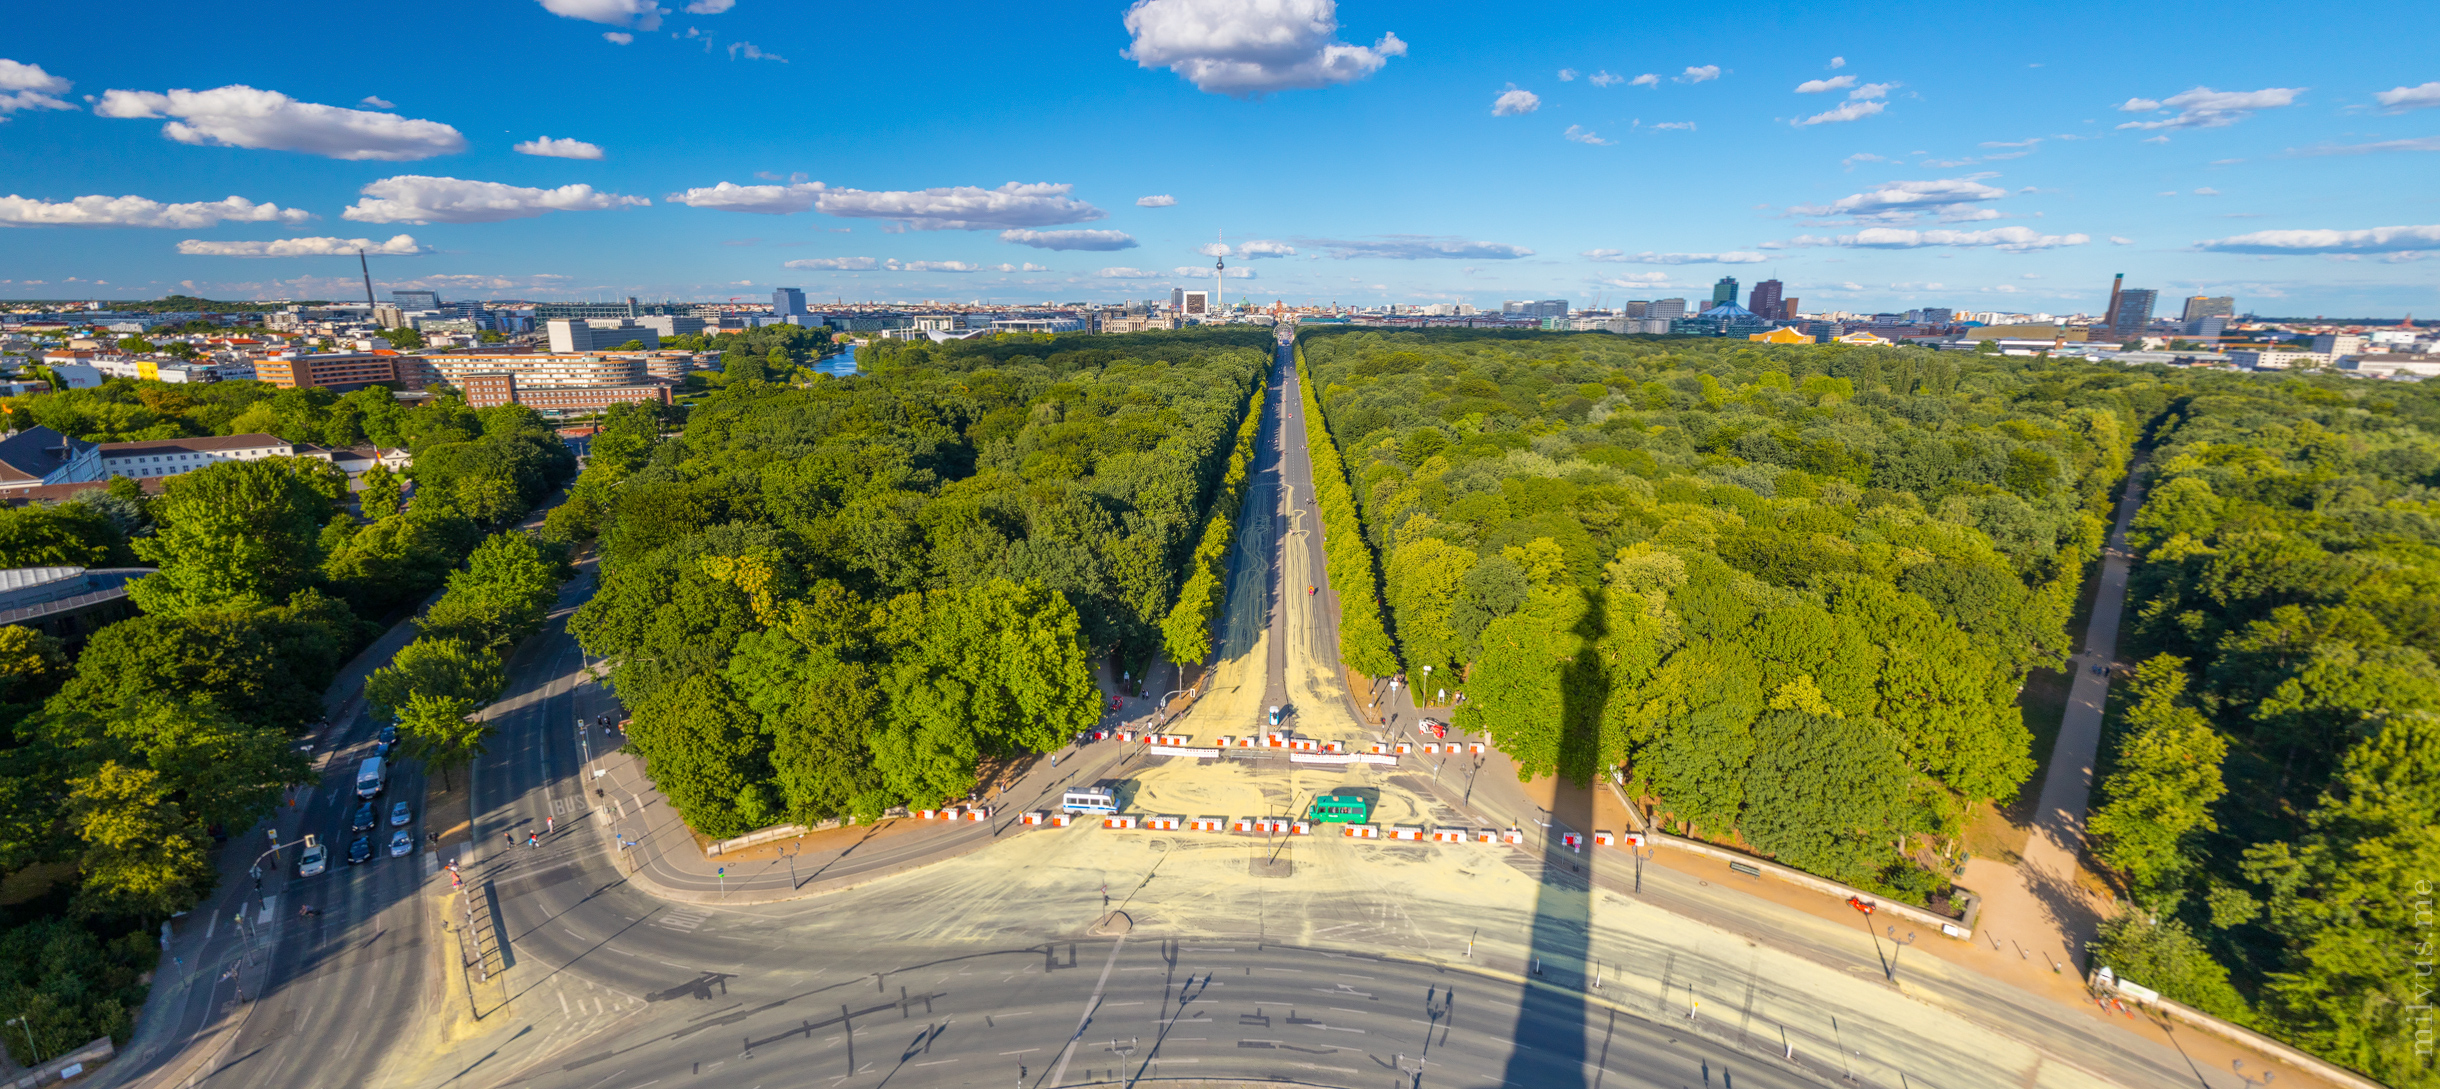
427,352,646,389
255,352,426,393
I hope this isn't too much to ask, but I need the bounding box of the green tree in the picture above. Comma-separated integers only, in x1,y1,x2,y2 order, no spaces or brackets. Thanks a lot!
417,532,562,651
393,690,489,791
52,605,349,731
1737,710,1914,884
365,638,506,722
2089,656,2228,900
128,459,341,614
358,463,404,517
66,762,213,916
724,351,768,384
2087,913,2254,1023
0,501,133,568
870,579,1100,806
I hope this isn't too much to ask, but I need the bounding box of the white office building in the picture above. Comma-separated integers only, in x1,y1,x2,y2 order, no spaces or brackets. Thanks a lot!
547,319,663,353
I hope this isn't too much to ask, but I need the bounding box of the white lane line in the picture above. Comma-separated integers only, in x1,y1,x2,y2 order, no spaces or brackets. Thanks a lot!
560,991,570,1015
1047,934,1129,1088
911,1059,956,1067
998,1049,1040,1056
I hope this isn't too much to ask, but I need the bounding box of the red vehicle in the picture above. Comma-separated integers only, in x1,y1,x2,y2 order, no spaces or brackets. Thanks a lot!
1419,719,1448,739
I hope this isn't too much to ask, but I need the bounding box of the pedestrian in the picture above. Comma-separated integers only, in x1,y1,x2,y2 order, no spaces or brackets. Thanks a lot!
505,833,515,850
528,831,538,848
546,816,554,834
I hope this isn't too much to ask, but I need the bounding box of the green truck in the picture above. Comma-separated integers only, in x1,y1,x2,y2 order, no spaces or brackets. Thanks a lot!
1309,794,1369,823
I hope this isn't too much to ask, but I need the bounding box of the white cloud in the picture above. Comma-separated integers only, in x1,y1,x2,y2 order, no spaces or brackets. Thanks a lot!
1121,0,1405,97
1840,152,1889,169
1651,121,1695,131
1775,226,2090,252
358,95,394,109
0,58,74,119
667,180,820,214
1678,65,1721,84
2142,135,2170,144
815,181,1104,231
539,0,664,31
1794,100,1884,126
1563,124,1611,145
1590,250,1770,264
177,234,426,257
1829,56,1845,69
2110,236,2134,245
0,193,313,228
1097,267,1167,279
1629,73,1659,87
889,260,978,273
683,0,734,11
2115,86,2303,130
342,175,648,223
1238,239,1296,258
1792,176,2006,220
1001,228,1138,251
94,85,467,160
2287,135,2440,156
2194,187,2220,195
1557,68,1577,82
728,41,785,62
783,257,879,270
1136,194,1177,207
1980,137,2040,149
1492,88,1539,116
1848,82,1895,100
2374,82,2440,112
1198,241,1230,256
602,32,633,44
1173,265,1255,278
1795,75,1855,94
1022,262,1050,272
2194,224,2440,255
1304,236,1533,260
514,135,605,159
1589,70,1622,87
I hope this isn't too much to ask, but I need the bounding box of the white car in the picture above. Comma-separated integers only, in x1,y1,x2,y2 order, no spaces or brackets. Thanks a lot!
388,829,413,857
389,801,412,827
297,836,328,877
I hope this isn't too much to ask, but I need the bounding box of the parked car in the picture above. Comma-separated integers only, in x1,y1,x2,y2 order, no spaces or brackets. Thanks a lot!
1267,706,1283,727
1419,718,1448,739
297,836,328,877
347,835,373,865
388,829,413,857
350,802,377,832
389,801,412,827
378,724,398,747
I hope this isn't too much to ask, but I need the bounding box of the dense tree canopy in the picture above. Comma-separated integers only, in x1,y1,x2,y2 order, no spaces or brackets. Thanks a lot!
2091,369,2440,1087
1299,327,2148,895
571,329,1269,834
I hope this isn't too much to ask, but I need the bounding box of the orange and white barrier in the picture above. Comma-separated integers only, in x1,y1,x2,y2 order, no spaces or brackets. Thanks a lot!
1119,730,1135,742
1562,832,1584,850
1188,816,1225,832
1145,815,1182,830
1104,815,1138,829
1469,742,1486,754
1291,820,1310,835
1432,827,1468,843
1253,817,1289,834
1422,742,1440,754
1234,736,1256,747
966,807,990,821
1344,824,1379,839
1263,733,1285,748
1387,825,1423,841
1231,816,1260,832
1022,811,1046,826
1593,830,1614,846
1621,832,1646,847
1287,737,1318,751
1501,828,1525,845
1050,812,1075,827
1216,736,1235,748
1393,742,1413,755
1474,829,1501,843
1370,742,1386,753
1323,740,1345,753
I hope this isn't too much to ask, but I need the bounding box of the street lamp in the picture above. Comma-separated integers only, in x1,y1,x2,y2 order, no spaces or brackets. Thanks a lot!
6,1015,39,1065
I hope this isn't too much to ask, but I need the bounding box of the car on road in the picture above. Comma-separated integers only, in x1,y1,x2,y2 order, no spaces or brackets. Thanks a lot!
388,829,413,857
389,801,411,827
378,724,397,747
1419,718,1448,739
1267,706,1283,727
347,835,373,865
297,836,327,877
350,802,377,832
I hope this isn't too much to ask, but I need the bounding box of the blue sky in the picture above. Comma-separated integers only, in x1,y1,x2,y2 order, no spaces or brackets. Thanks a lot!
4,0,2438,316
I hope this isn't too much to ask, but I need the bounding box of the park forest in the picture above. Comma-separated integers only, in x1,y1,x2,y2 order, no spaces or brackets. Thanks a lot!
1297,327,2439,1089
0,384,576,1066
564,328,1272,838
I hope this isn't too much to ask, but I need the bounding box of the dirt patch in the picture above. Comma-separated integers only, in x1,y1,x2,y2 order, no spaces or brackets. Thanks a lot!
685,815,932,865
1961,799,2030,868
426,772,474,854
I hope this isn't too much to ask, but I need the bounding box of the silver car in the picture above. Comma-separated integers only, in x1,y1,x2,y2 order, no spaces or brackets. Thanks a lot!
389,801,412,827
388,829,413,857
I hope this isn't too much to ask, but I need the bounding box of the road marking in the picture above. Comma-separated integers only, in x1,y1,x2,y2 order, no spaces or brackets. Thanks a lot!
998,1049,1040,1055
1047,933,1129,1087
1118,967,1162,972
911,1059,957,1067
560,991,570,1014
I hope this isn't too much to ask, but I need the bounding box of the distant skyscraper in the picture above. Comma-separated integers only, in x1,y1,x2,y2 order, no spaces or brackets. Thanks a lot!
1712,277,1739,307
1532,299,1569,319
1649,298,1688,321
1920,307,1953,325
389,290,442,310
2109,289,2157,338
772,288,807,321
1781,297,1799,320
2182,295,2235,322
1748,280,1784,321
2101,273,2125,330
1502,300,1531,316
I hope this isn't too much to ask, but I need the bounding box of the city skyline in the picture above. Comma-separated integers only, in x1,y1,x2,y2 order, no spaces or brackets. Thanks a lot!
2,0,2437,313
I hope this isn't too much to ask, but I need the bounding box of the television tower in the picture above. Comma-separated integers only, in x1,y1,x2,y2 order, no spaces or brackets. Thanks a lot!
1214,230,1225,315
